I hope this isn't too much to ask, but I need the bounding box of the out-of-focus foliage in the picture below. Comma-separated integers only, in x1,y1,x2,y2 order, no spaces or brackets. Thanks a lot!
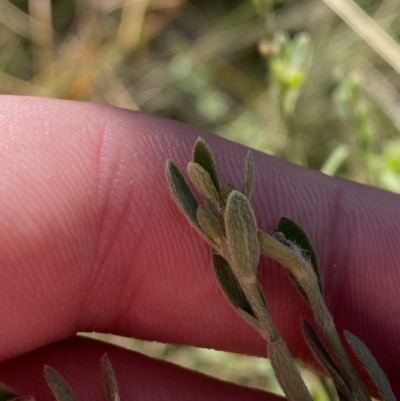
1,0,400,188
2,0,400,398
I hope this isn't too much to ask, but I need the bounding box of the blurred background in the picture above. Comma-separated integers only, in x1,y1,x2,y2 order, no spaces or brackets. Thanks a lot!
1,0,400,398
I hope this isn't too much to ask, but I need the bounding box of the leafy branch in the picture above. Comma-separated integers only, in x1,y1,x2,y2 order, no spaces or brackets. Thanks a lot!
166,137,395,401
0,138,394,401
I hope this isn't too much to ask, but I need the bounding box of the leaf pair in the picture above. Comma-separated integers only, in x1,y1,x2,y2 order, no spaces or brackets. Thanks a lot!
44,354,120,401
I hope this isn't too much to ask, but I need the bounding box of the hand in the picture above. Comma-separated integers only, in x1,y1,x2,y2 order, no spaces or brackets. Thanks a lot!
0,96,398,400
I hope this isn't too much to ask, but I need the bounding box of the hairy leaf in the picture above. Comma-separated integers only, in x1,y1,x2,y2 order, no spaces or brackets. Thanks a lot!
0,384,21,401
345,331,395,401
225,191,259,278
302,320,354,401
243,151,255,199
196,205,224,245
101,354,120,401
187,162,220,204
277,217,323,294
166,160,199,227
220,183,235,206
212,251,255,317
192,137,220,191
44,366,78,401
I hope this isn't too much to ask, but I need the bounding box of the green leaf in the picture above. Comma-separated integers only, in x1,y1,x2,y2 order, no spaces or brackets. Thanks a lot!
242,151,255,199
101,354,120,401
225,191,259,279
345,331,395,401
165,160,199,227
220,183,235,206
277,217,323,294
212,251,255,318
302,320,353,401
259,230,311,304
44,366,78,401
0,384,21,401
268,340,313,401
196,205,224,246
187,162,220,204
289,33,310,70
192,137,220,191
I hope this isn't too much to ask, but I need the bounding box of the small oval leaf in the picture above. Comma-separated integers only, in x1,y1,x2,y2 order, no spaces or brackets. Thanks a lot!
345,331,395,401
187,162,220,204
196,205,224,245
220,183,235,206
101,354,120,401
212,251,255,318
243,151,255,199
225,191,259,278
44,366,78,401
166,161,199,227
193,137,220,191
302,320,353,401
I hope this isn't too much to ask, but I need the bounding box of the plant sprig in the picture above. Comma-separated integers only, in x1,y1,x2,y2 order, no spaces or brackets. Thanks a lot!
166,137,395,401
0,138,394,401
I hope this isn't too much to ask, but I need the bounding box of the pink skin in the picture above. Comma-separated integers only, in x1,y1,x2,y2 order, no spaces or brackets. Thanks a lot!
0,96,399,400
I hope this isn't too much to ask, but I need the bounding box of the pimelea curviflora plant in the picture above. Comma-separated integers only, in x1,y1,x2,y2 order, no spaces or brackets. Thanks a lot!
165,137,395,401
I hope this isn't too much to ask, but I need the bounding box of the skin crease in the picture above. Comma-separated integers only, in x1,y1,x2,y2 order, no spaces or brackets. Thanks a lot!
0,96,399,400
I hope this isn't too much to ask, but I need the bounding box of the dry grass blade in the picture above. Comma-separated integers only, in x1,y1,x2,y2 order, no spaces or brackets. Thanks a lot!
322,0,400,75
44,366,78,401
101,354,120,401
